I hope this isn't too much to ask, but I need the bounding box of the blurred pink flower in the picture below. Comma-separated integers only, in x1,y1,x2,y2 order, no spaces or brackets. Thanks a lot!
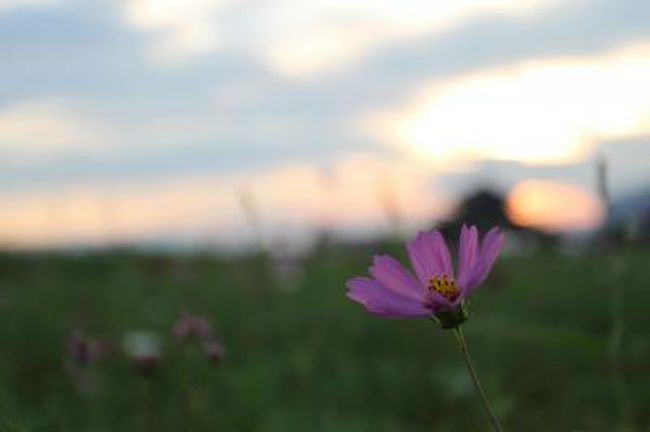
172,311,212,341
173,311,226,364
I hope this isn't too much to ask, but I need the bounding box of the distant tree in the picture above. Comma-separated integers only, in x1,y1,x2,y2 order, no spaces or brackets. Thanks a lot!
455,189,511,230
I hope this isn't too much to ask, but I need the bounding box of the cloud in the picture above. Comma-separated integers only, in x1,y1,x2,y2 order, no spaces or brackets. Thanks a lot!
248,0,571,78
364,41,650,165
118,0,570,73
0,0,60,12
0,99,115,162
122,0,230,62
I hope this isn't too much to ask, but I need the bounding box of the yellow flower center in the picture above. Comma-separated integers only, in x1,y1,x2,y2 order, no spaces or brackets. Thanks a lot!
428,273,459,301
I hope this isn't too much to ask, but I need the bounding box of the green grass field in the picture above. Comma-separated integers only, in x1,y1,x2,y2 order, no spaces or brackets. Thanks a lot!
0,245,648,431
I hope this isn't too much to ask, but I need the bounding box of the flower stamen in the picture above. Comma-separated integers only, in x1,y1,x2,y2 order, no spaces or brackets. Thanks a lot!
428,273,459,301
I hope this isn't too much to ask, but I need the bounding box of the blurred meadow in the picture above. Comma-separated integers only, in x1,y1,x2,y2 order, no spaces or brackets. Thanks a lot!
0,244,649,431
1,0,650,430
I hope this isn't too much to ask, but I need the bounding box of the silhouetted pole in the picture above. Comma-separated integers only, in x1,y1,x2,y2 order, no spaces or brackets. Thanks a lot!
597,155,610,221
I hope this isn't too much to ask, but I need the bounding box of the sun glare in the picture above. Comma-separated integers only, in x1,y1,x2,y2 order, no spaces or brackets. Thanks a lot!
506,180,604,232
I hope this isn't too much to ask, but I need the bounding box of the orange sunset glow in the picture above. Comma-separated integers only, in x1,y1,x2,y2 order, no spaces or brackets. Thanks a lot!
506,180,605,232
0,156,453,249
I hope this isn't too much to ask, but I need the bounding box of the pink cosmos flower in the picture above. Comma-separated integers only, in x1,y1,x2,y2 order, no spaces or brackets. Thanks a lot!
346,225,505,325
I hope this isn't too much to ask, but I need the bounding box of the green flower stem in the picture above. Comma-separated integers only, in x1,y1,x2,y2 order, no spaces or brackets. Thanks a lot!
453,326,504,432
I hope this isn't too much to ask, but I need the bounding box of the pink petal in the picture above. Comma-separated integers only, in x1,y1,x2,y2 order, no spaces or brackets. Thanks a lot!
456,224,478,289
464,227,506,293
406,230,453,285
346,277,431,318
369,255,425,301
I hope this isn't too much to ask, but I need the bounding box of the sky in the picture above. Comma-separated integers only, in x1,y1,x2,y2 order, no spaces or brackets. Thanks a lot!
0,0,649,249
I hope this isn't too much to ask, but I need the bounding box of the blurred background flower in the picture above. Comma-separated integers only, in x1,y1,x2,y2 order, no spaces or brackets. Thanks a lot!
66,332,109,367
122,330,162,375
172,311,213,341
